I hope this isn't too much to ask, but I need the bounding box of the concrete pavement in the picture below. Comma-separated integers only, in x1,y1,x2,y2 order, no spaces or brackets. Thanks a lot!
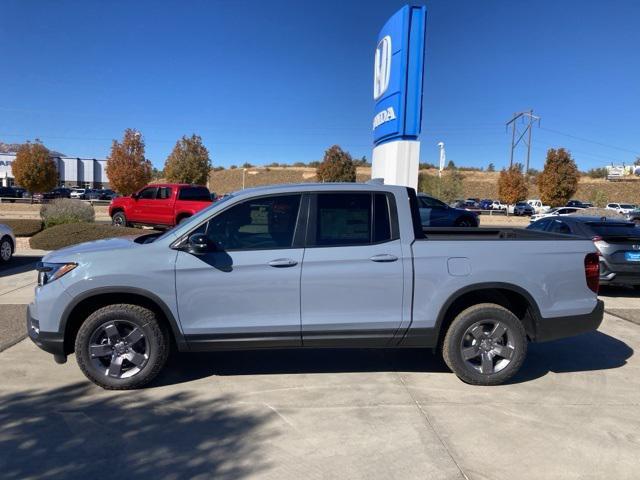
0,313,638,479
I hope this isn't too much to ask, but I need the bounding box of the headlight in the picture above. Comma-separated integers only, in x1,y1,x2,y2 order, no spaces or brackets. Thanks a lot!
36,262,77,286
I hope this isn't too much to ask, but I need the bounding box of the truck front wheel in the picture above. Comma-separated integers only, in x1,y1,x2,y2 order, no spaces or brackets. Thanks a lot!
75,304,169,390
442,303,527,386
112,211,129,227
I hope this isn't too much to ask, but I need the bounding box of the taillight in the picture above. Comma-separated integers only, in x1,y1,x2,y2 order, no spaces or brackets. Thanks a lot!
584,252,600,293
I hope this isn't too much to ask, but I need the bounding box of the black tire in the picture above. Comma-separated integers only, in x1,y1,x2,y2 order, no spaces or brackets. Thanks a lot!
112,211,128,227
0,236,13,263
177,215,190,225
442,303,527,386
75,304,169,390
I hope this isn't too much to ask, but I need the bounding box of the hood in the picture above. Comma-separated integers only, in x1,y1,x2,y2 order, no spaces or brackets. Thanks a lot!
43,235,140,263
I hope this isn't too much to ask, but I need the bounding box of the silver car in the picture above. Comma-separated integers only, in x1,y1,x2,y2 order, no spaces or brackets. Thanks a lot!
0,223,16,263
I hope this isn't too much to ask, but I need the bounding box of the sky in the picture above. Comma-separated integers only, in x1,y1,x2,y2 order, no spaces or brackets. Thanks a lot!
1,0,639,171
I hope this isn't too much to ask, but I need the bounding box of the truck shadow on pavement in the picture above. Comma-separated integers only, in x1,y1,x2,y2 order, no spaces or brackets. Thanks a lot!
151,330,633,387
0,382,273,479
0,255,42,277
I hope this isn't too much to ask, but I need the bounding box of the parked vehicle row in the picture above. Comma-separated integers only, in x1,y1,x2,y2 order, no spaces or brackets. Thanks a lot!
529,206,585,223
528,216,640,288
30,182,604,389
417,194,479,227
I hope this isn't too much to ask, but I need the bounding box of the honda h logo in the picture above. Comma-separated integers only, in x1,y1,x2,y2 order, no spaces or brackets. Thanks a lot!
373,35,392,100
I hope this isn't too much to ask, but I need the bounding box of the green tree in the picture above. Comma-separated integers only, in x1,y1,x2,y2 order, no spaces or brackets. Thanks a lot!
589,190,608,208
498,166,528,214
446,159,456,170
487,163,495,172
537,148,579,207
164,134,211,185
316,145,356,182
11,141,58,193
106,129,152,195
418,170,463,203
587,167,607,179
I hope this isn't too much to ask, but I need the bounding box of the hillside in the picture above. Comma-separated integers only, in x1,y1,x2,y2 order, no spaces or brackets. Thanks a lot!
0,141,65,156
209,166,640,203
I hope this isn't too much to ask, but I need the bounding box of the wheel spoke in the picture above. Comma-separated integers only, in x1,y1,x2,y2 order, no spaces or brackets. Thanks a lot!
124,327,144,345
126,351,146,367
490,323,507,340
493,344,514,360
462,346,480,360
89,344,112,358
470,325,485,339
108,355,124,377
104,323,120,343
480,352,494,374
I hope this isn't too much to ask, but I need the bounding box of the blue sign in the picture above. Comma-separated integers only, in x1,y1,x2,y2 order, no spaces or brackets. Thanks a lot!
373,5,427,145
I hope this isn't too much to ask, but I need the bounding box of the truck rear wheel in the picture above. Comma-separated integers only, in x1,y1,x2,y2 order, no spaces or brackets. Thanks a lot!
75,304,169,390
442,303,527,386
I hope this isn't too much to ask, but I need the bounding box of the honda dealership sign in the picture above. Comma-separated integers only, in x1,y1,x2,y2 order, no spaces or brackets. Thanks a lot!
371,5,427,189
372,5,427,145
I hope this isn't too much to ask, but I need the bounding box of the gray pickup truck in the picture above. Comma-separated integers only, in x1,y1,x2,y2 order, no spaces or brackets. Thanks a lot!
28,183,604,389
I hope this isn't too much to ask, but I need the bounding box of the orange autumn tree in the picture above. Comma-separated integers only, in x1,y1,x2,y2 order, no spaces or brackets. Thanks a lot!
11,141,58,193
106,129,152,195
498,165,528,214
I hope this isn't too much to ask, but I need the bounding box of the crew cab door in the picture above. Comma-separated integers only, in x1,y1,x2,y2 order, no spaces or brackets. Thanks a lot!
154,186,175,225
174,193,305,347
301,192,405,346
129,186,158,223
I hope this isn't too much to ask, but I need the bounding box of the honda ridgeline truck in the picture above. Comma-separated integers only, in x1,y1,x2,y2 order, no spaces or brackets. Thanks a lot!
29,183,604,389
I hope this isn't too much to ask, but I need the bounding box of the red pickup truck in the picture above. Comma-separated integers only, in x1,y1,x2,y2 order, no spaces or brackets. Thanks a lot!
109,184,212,228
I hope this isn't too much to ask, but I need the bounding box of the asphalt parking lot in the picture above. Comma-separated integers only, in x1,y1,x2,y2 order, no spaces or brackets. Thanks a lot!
0,258,639,479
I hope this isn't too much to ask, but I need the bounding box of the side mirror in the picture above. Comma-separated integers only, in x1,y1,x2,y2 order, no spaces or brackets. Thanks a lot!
131,192,139,200
186,233,211,255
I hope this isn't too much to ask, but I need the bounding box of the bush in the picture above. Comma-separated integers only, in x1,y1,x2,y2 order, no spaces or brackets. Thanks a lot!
1,219,43,237
40,198,95,228
30,223,147,250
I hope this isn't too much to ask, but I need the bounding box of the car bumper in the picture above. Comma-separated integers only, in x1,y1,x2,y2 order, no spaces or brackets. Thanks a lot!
534,300,604,342
599,258,640,286
27,305,66,358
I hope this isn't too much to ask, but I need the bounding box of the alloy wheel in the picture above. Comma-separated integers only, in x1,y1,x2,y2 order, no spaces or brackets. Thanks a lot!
0,240,11,261
88,320,149,378
460,319,515,375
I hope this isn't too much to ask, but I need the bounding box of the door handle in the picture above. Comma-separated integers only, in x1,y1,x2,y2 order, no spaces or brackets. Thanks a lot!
268,258,298,268
369,254,398,263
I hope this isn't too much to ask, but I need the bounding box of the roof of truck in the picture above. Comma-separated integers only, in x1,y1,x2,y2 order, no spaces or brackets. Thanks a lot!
233,182,408,197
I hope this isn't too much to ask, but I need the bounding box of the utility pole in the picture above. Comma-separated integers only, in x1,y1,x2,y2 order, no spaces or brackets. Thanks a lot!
506,110,540,176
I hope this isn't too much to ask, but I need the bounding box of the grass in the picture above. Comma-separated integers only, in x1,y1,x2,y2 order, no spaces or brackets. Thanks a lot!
0,219,43,237
29,223,147,250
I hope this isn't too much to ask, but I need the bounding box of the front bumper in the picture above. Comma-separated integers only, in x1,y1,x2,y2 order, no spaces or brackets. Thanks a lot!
27,305,65,357
534,300,604,342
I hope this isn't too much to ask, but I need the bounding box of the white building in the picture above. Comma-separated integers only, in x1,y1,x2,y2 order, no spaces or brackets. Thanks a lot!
0,153,109,189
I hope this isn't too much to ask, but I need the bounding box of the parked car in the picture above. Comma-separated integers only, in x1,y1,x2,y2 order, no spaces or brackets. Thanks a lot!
528,215,640,288
98,189,117,201
417,193,479,227
32,188,72,203
29,183,604,389
625,209,640,225
0,186,19,202
0,223,15,263
450,199,466,209
70,188,87,199
511,202,535,216
529,206,584,223
109,183,213,229
566,200,593,208
478,199,493,210
491,200,507,211
527,199,551,214
606,203,636,214
13,187,27,198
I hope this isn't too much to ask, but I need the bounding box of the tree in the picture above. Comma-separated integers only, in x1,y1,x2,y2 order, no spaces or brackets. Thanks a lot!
316,145,356,182
418,169,463,203
164,134,211,185
487,163,495,172
537,148,579,207
587,167,607,179
106,129,152,195
498,166,528,213
446,160,456,170
589,190,608,208
11,141,58,193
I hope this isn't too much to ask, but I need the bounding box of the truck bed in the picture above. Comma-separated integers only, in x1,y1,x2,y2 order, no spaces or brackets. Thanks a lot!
420,227,574,241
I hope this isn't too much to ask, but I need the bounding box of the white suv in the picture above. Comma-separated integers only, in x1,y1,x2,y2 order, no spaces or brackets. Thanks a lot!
606,203,636,214
0,223,15,262
70,188,87,199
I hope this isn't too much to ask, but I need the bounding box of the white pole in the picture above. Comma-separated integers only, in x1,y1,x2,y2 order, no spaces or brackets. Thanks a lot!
438,142,446,178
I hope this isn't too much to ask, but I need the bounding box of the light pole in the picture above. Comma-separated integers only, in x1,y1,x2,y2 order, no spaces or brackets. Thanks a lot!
242,168,246,190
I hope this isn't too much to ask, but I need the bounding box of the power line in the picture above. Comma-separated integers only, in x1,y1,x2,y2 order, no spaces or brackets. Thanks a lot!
539,126,640,156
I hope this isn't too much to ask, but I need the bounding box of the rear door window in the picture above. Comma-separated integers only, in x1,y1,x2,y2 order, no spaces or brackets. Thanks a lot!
314,193,371,246
157,187,172,199
178,187,211,201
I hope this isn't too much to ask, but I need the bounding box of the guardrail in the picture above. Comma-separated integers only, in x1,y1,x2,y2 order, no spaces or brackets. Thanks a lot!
0,197,111,206
472,209,508,216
